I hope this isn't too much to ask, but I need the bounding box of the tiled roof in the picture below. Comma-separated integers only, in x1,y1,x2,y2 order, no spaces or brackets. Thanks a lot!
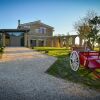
0,29,29,32
20,20,54,29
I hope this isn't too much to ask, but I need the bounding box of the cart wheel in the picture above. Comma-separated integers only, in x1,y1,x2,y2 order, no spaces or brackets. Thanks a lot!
70,51,80,71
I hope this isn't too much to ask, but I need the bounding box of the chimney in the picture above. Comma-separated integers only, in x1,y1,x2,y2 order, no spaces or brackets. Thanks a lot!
18,20,20,26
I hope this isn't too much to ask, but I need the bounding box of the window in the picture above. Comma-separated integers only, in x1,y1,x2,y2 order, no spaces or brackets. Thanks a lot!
40,27,46,34
35,29,40,33
8,32,24,36
35,27,46,34
23,25,30,29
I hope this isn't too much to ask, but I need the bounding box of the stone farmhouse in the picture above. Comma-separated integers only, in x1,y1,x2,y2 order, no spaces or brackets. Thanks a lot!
18,20,54,47
0,20,83,47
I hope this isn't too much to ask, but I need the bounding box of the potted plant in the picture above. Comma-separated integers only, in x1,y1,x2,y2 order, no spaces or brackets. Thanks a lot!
0,44,4,59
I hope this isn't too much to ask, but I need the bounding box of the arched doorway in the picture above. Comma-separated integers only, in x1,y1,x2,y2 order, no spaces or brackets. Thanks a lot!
75,36,79,45
5,32,24,47
0,29,29,47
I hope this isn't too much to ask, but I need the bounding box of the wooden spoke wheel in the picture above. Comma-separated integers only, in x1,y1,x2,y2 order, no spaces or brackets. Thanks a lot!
70,51,80,71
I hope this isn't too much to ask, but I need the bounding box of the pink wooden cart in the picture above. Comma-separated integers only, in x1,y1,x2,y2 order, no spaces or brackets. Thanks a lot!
70,47,100,78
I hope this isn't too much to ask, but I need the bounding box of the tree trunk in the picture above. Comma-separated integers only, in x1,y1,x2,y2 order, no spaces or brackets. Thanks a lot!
87,41,93,50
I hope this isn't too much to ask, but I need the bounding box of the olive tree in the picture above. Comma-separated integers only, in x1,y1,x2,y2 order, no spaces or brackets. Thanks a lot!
74,10,100,50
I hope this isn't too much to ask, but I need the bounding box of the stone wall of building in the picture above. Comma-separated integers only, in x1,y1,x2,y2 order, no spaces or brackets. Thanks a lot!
0,21,84,47
19,21,84,47
43,35,84,48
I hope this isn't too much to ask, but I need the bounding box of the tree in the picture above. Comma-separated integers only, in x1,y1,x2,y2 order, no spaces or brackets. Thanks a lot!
0,33,3,47
97,34,100,51
88,16,100,49
74,10,100,50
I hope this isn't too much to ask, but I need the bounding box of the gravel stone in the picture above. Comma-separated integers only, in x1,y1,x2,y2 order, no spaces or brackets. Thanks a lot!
0,47,100,100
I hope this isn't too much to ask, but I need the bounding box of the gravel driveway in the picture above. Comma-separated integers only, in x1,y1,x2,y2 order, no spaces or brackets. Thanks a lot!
0,47,100,100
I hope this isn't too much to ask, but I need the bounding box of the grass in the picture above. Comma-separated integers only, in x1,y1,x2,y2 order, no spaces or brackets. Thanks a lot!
33,47,100,90
34,47,70,56
33,47,70,51
94,47,100,51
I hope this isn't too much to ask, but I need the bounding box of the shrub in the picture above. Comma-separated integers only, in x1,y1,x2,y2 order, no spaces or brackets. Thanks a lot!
0,44,4,53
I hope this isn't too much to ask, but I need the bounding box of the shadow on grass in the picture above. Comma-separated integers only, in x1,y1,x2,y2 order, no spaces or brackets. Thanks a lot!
46,55,100,91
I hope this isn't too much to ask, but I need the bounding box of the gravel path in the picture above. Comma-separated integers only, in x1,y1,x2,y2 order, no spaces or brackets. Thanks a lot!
0,47,100,100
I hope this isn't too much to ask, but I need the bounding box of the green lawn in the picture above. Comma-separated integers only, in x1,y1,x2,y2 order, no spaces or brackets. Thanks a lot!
34,47,70,57
94,47,100,51
33,47,100,90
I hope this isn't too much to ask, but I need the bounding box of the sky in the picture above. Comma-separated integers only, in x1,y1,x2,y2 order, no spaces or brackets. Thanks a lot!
0,0,100,35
